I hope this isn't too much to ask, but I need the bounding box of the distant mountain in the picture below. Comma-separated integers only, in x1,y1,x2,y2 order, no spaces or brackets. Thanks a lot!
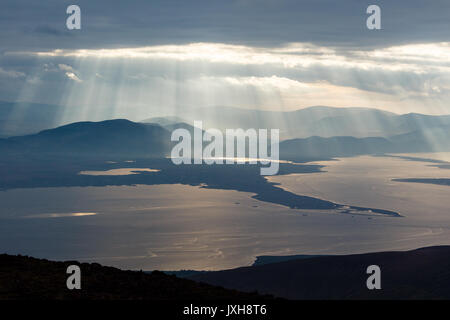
1,118,449,161
189,246,450,299
3,101,450,140
278,126,450,160
141,116,187,126
389,126,450,152
1,119,172,157
171,105,450,139
158,122,202,134
141,120,215,143
279,136,393,159
1,103,450,160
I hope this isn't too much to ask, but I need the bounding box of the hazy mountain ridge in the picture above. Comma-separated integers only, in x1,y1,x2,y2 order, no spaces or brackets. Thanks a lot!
1,118,449,160
173,105,450,139
2,101,450,139
279,136,393,159
142,116,186,126
278,126,450,160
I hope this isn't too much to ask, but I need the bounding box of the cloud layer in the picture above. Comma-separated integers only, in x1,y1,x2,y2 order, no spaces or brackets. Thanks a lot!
0,0,449,119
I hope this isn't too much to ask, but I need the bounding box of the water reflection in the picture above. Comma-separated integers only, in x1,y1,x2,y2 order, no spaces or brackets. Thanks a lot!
79,168,160,176
23,212,98,218
1,154,449,271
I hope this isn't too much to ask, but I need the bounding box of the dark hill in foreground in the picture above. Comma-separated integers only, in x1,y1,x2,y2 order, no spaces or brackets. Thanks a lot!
189,246,450,300
3,246,450,300
0,254,267,300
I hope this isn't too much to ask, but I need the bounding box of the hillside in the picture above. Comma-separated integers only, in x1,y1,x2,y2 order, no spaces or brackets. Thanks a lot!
1,119,172,157
189,246,450,299
3,246,450,300
0,254,268,300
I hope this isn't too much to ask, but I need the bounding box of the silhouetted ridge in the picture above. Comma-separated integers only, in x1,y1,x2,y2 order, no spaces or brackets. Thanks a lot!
0,254,268,300
189,246,450,299
3,119,172,157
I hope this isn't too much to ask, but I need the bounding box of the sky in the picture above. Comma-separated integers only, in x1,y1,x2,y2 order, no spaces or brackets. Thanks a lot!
0,0,449,120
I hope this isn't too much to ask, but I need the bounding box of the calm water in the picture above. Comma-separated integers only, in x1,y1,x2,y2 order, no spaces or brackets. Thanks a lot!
1,154,449,270
79,168,160,175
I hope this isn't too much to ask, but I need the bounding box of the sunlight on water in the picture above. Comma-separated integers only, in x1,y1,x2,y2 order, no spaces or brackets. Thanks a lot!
79,168,160,176
23,212,98,218
1,155,450,271
268,155,450,219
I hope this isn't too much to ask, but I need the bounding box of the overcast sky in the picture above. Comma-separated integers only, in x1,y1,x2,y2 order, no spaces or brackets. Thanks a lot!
0,0,449,118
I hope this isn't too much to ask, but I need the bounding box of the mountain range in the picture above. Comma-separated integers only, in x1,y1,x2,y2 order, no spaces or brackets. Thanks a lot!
163,105,450,139
278,126,450,160
1,121,448,160
1,102,450,159
3,100,450,140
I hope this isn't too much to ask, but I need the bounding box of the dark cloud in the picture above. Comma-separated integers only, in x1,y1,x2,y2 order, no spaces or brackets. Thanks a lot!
0,0,449,52
34,25,73,36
